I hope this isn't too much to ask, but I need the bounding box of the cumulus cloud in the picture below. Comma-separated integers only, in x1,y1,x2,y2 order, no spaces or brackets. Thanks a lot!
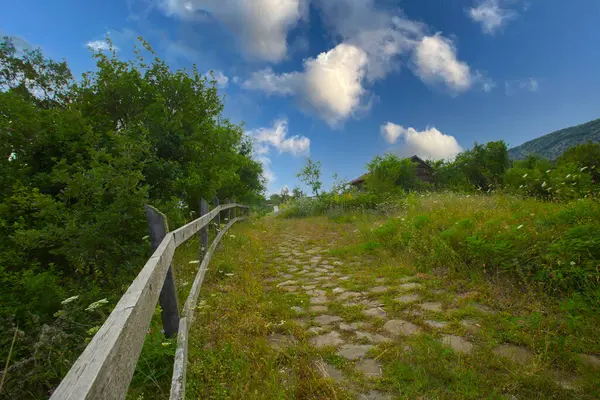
505,78,539,95
159,0,307,62
411,33,474,92
205,70,229,88
381,122,463,160
248,119,310,156
86,39,116,52
468,0,519,34
244,44,369,127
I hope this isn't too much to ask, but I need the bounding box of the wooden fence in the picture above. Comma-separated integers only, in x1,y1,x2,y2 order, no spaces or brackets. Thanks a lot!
50,199,249,400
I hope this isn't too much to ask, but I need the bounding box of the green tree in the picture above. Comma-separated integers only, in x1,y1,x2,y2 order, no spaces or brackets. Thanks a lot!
365,154,421,194
297,158,323,196
557,142,600,183
452,141,509,189
292,187,304,199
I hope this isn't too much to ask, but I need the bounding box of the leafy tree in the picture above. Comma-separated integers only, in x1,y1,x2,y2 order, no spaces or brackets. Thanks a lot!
280,186,291,203
269,193,282,205
365,154,421,194
452,141,509,189
297,158,322,196
292,187,304,199
557,142,600,183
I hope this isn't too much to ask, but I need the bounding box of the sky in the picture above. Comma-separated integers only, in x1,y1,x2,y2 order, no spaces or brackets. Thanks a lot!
2,0,600,195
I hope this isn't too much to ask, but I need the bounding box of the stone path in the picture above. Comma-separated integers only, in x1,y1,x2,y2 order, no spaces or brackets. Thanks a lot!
263,227,599,399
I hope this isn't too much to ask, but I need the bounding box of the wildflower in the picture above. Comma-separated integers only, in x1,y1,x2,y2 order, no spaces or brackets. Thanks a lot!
516,225,524,230
570,261,576,266
541,181,547,188
229,234,236,239
86,298,108,311
566,174,571,179
142,235,149,240
580,166,588,171
61,295,79,305
522,174,528,178
225,273,234,277
519,185,524,188
189,260,200,264
161,342,171,347
546,169,551,173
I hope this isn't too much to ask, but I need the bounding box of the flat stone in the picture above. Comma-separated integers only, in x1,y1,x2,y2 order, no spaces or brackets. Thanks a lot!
282,274,295,279
310,296,328,305
311,331,344,348
358,391,392,400
398,282,423,290
310,305,328,313
493,344,534,363
375,278,386,283
291,306,304,313
267,334,296,350
363,307,387,319
339,322,364,331
394,294,421,304
282,286,298,292
339,291,363,300
355,358,382,377
461,319,480,331
473,303,497,315
332,287,346,294
277,280,297,287
307,289,327,296
579,354,600,368
308,327,325,335
359,299,382,308
441,335,473,354
424,320,448,329
370,286,390,294
314,315,343,325
419,302,443,312
315,268,329,273
303,285,317,290
315,360,344,383
338,344,374,360
383,319,422,336
294,319,308,328
355,331,392,344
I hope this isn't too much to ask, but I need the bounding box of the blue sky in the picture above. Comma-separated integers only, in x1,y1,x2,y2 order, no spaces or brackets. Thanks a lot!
2,0,600,195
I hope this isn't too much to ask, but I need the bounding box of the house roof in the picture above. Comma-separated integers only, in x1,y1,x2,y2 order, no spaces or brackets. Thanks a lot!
349,155,432,186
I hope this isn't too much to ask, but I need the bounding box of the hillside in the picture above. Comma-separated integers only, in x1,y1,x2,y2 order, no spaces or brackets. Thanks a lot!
509,118,600,159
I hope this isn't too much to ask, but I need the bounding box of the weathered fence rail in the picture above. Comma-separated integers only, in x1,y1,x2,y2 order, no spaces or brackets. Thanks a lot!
50,200,249,400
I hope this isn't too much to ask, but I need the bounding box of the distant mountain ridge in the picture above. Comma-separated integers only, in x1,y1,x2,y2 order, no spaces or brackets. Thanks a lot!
508,118,600,160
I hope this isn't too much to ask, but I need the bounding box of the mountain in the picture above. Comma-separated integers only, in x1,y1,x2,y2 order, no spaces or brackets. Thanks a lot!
508,118,600,160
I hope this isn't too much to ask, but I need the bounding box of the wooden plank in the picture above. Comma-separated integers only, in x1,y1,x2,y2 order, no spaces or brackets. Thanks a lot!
212,198,220,235
145,205,179,338
199,198,209,258
50,234,177,400
170,216,247,400
170,208,220,246
169,317,188,400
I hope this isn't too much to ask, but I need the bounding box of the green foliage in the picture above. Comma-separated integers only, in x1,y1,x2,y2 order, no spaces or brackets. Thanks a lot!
365,154,423,194
0,36,264,398
450,141,510,189
297,157,322,196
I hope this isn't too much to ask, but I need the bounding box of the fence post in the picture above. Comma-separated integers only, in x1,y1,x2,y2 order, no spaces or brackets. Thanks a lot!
225,198,231,222
212,197,220,235
199,198,209,258
145,205,179,337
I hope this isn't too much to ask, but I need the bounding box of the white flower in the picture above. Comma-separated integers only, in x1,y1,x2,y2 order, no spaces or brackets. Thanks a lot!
566,174,571,179
142,235,149,240
516,225,524,230
580,166,588,171
61,295,79,305
86,298,108,311
522,174,528,178
189,260,200,264
546,169,551,173
229,234,236,239
519,185,524,188
541,181,547,188
161,342,171,347
225,273,234,277
570,261,576,266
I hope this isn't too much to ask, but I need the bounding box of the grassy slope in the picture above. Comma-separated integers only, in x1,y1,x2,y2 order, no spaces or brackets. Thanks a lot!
129,193,600,399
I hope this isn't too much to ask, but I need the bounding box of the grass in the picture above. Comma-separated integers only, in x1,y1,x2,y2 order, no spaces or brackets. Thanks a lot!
127,193,600,399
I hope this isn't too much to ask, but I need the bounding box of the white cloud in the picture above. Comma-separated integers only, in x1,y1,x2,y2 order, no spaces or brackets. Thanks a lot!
248,119,310,156
411,33,474,92
468,0,519,34
381,122,463,160
205,70,229,88
244,43,369,127
256,155,276,186
505,78,539,95
159,0,307,62
86,39,116,52
482,79,497,92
